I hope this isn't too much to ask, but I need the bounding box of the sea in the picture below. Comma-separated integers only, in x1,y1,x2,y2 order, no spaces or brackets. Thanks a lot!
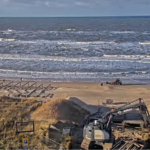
0,17,150,84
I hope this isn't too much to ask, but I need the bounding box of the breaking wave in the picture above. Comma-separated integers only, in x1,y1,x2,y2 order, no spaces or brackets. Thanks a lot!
0,18,150,84
139,42,150,45
0,54,150,63
0,38,16,41
110,31,136,34
0,68,149,78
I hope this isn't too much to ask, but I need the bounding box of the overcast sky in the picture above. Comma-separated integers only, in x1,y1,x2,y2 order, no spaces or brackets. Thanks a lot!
0,0,150,17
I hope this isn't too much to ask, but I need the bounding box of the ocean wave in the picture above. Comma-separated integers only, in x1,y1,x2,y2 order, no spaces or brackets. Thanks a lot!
0,69,100,79
110,31,136,34
0,54,150,63
1,29,150,37
7,29,13,32
103,54,150,59
1,38,142,47
66,29,76,31
57,41,115,45
105,71,148,75
0,38,147,47
0,38,16,41
0,69,149,79
0,30,139,35
1,39,115,45
0,54,87,61
142,32,150,35
139,42,150,45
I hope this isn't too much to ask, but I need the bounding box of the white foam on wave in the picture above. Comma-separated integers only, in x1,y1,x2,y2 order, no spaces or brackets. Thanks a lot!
66,29,76,31
1,30,149,37
0,69,149,84
103,71,149,75
110,31,136,34
7,29,13,32
139,42,150,45
0,69,100,79
17,40,37,44
8,39,140,48
0,68,148,77
58,41,115,45
0,54,84,61
0,54,150,64
103,54,150,59
0,39,137,47
0,38,15,42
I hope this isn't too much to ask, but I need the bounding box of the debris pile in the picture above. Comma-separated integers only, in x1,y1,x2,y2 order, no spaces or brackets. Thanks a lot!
31,98,90,123
111,139,144,150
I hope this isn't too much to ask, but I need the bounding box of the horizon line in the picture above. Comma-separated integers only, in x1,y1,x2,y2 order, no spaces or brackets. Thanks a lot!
0,15,150,18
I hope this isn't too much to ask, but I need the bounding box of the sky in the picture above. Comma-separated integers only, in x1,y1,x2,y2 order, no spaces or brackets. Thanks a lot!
0,0,150,17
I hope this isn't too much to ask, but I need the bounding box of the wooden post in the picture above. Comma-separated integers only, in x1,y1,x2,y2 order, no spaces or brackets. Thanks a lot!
16,122,18,135
33,121,35,132
98,98,100,106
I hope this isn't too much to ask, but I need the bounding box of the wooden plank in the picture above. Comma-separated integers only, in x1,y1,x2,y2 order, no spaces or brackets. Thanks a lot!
1,81,13,89
46,93,51,97
24,82,37,91
27,84,43,97
16,89,22,94
7,81,22,90
20,82,29,89
37,84,51,97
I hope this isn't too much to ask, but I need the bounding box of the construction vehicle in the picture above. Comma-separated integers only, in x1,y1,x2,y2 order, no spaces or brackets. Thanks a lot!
61,125,78,150
61,127,73,149
106,79,122,85
81,98,150,150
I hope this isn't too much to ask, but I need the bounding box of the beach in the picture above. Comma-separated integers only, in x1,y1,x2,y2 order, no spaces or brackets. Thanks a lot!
0,79,150,149
1,79,150,111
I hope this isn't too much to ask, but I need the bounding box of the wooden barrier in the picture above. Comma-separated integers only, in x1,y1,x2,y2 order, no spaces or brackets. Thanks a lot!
25,82,37,91
37,84,51,97
1,81,13,89
16,121,34,134
27,84,43,97
21,82,30,89
7,81,22,90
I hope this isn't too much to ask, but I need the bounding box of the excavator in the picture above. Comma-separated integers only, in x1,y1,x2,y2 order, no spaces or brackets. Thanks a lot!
81,98,150,150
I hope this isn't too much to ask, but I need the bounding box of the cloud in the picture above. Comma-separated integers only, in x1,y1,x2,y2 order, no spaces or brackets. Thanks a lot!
1,0,150,17
2,0,150,6
44,1,67,7
74,2,89,6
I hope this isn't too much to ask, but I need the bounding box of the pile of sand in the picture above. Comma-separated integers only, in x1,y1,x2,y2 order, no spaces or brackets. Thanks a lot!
31,98,90,123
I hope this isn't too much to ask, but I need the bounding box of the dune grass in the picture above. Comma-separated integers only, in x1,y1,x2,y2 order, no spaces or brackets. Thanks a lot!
0,96,57,149
0,97,88,149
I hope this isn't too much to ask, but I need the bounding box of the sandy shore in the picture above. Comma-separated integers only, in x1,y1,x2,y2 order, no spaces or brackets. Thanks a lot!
1,79,150,110
52,82,150,111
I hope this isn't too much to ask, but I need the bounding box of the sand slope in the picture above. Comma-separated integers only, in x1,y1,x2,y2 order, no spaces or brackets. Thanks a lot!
31,98,90,123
